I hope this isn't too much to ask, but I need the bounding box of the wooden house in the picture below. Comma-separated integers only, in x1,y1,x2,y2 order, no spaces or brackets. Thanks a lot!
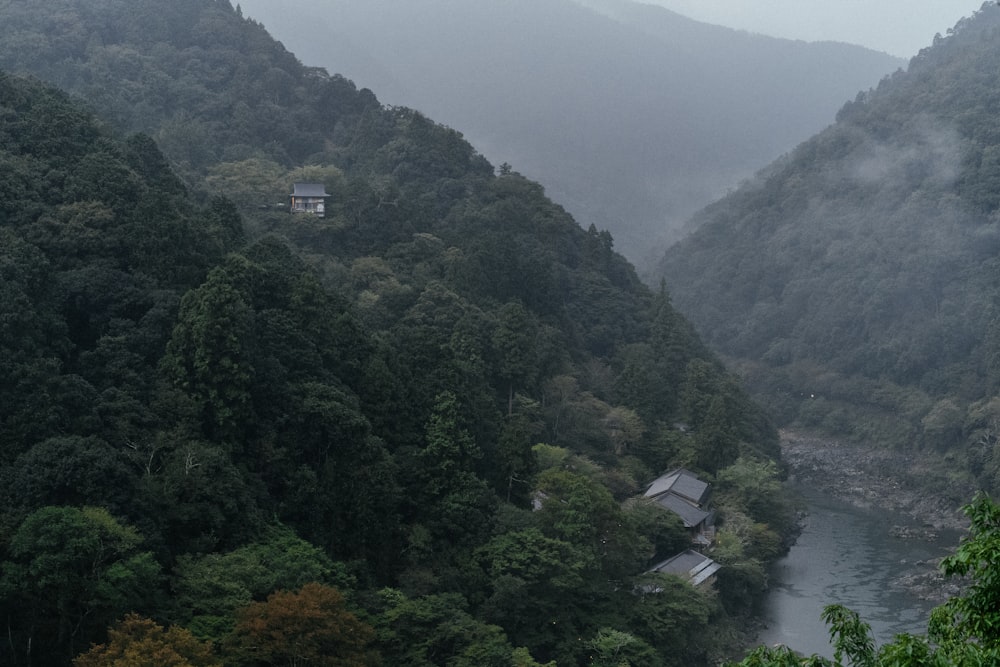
646,549,721,587
644,468,716,548
290,182,330,217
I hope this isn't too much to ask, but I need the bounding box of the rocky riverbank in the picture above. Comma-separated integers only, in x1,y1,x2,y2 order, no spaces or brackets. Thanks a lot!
779,429,969,531
778,429,971,604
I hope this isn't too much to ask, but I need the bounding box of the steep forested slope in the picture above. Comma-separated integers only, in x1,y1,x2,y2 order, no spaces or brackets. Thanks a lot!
233,0,903,265
658,3,1000,485
0,0,381,185
0,2,786,665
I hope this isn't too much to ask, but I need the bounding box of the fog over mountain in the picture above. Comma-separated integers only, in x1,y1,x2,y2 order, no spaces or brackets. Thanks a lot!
655,4,1000,476
236,0,903,267
641,0,980,58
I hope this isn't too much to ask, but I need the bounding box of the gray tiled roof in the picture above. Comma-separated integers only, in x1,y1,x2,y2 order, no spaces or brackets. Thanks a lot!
644,468,709,505
648,550,721,586
292,182,329,197
654,492,711,528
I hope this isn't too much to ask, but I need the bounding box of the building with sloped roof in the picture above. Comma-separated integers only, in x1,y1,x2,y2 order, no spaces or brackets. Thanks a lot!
644,467,710,506
290,182,330,217
644,468,715,548
647,550,721,587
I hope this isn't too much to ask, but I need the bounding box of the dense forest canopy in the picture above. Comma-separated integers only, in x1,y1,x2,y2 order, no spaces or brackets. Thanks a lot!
0,1,788,665
658,2,1000,493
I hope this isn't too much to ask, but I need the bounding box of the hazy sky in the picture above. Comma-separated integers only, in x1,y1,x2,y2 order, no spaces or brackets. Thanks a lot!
646,0,985,57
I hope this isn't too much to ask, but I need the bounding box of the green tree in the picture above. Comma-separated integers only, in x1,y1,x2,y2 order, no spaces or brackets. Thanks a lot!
491,301,539,416
205,158,287,206
0,506,161,665
419,390,483,498
161,267,254,445
716,456,791,530
629,574,718,666
921,398,964,451
144,439,261,555
605,405,645,456
474,527,591,648
495,412,538,504
0,229,67,452
533,468,620,547
695,393,740,474
533,469,648,579
680,358,720,431
623,499,690,563
171,525,350,640
2,435,137,518
375,589,543,667
200,195,247,259
931,491,1000,654
586,627,663,667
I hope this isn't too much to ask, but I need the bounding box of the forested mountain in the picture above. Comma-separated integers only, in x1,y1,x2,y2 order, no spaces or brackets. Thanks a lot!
232,0,903,266
658,3,1000,491
0,1,787,665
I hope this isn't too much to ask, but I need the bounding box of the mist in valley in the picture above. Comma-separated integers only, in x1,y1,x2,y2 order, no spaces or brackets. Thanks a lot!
236,0,904,269
2,2,999,664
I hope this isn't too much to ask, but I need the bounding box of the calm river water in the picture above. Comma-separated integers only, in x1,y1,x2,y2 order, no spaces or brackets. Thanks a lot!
753,483,961,658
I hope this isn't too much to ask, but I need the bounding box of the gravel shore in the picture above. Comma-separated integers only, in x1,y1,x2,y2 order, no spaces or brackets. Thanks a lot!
778,429,971,604
779,429,969,531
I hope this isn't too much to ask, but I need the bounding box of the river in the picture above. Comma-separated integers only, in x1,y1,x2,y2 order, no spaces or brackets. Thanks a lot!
753,481,962,659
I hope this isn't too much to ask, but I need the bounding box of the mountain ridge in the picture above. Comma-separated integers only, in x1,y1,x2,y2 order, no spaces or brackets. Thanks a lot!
657,2,1000,489
234,0,904,266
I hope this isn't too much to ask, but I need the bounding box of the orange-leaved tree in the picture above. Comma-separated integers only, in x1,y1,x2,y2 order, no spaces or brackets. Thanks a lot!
73,614,220,667
225,582,375,667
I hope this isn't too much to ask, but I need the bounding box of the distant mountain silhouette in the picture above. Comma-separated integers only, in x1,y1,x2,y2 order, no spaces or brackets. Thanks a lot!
237,0,903,266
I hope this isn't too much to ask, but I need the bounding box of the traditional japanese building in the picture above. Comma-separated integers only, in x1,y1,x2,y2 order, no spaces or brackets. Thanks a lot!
290,182,330,217
646,549,721,587
644,468,716,548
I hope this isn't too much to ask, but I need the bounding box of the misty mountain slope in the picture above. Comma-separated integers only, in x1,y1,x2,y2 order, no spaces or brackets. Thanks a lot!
657,3,1000,471
234,0,903,266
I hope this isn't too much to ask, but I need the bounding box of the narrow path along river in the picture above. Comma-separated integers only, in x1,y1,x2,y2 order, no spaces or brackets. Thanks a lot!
753,481,963,658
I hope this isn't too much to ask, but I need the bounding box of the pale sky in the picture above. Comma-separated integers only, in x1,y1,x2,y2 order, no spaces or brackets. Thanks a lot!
646,0,986,57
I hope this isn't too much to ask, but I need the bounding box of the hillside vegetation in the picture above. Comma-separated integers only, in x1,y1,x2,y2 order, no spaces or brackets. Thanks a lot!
0,1,787,665
658,3,1000,491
